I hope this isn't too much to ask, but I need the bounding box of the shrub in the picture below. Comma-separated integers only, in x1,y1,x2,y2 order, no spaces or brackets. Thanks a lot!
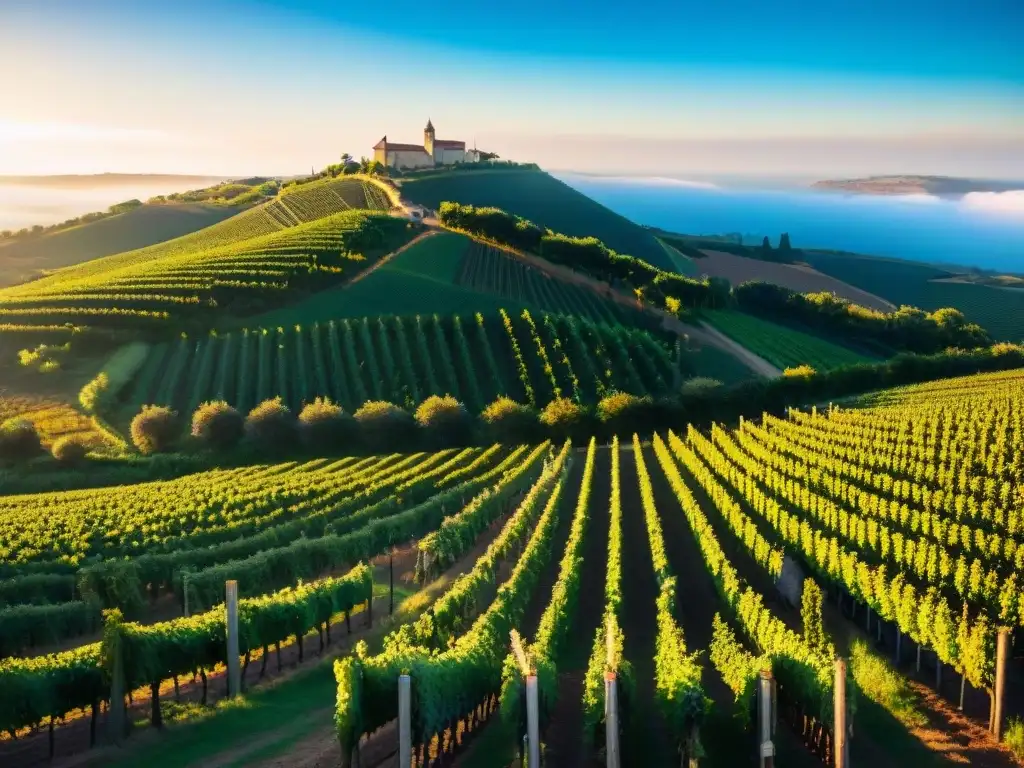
130,405,178,455
783,364,817,379
415,395,473,448
1006,717,1024,761
480,397,541,444
52,435,89,465
245,397,298,452
596,392,654,437
0,418,43,463
299,397,357,452
354,400,416,453
680,377,724,397
191,400,244,450
79,342,150,413
539,397,594,444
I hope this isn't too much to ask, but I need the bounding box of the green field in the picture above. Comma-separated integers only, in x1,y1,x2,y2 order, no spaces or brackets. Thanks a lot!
0,204,238,289
128,305,680,416
400,169,677,271
703,309,872,370
804,251,1024,342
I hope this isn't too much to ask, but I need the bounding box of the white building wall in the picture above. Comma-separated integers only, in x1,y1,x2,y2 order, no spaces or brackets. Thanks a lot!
434,147,465,165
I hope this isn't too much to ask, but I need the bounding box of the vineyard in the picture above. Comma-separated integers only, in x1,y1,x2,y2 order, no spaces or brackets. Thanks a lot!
703,309,873,371
2,369,1023,767
456,240,649,326
123,308,683,416
0,178,399,331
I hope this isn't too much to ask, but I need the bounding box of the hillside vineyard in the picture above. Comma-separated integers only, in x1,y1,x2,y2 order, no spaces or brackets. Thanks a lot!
1,369,1020,764
127,309,682,416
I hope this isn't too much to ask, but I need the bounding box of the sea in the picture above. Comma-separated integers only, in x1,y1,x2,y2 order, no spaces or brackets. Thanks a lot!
555,172,1024,273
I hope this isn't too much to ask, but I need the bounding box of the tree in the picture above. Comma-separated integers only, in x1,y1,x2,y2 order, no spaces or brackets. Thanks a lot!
779,232,792,251
480,397,540,444
245,397,298,452
0,418,43,463
354,401,416,453
359,157,372,174
761,236,772,252
415,395,473,448
299,397,357,452
341,153,353,166
539,397,594,444
130,406,178,455
52,435,89,465
191,401,244,450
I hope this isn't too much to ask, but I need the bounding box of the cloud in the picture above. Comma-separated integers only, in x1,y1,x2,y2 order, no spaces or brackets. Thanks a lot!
961,190,1024,215
555,172,719,190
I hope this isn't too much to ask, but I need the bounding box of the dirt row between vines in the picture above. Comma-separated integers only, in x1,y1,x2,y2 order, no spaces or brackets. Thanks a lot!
246,454,583,768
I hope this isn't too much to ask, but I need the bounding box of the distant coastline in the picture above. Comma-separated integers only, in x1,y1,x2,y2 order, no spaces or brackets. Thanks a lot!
812,175,1024,198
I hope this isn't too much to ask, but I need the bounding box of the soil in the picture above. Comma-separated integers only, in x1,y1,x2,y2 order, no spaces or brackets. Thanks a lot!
694,250,895,312
541,448,611,768
616,446,674,764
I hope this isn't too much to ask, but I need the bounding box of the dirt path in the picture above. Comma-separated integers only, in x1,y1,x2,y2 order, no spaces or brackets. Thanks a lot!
342,228,439,289
823,602,1023,768
416,216,782,380
617,448,674,765
541,449,611,768
692,321,783,377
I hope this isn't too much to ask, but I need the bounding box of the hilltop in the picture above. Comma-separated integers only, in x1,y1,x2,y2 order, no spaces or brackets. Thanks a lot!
812,174,1024,197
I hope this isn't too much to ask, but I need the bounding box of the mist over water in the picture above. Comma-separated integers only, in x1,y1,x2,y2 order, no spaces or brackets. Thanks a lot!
556,173,1024,273
0,180,222,231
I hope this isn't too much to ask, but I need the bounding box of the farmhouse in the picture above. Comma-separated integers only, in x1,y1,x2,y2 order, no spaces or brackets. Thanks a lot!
373,119,468,170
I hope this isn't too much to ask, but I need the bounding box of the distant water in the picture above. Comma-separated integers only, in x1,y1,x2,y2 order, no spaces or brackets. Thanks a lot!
0,179,222,232
556,173,1024,273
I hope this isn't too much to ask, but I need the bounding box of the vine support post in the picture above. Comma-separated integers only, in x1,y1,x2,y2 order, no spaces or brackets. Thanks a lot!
389,550,395,615
834,657,848,768
226,580,240,698
992,628,1010,740
183,574,190,618
398,674,412,768
107,634,126,744
526,674,540,768
605,671,621,768
758,668,775,768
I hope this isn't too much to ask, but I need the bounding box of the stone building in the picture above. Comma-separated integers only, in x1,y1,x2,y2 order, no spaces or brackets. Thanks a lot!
373,119,468,170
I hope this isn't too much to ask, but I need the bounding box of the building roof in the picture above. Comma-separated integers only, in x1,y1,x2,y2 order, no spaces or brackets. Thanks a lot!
434,139,466,149
373,136,430,154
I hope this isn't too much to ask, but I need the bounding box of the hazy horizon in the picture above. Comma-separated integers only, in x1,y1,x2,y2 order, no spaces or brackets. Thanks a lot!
2,0,1021,179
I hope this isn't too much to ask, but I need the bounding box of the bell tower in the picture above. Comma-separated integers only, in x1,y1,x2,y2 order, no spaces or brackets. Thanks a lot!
424,118,435,159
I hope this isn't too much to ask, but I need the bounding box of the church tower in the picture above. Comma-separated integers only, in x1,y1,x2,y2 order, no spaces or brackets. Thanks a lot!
424,118,435,160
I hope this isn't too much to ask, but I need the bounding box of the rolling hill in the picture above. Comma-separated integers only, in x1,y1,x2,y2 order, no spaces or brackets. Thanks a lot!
399,168,678,272
0,204,238,288
803,251,1024,342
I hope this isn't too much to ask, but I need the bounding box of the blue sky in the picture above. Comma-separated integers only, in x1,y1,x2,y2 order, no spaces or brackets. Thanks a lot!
1,0,1021,177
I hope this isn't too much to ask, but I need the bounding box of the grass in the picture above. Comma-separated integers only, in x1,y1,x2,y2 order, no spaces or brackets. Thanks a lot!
251,232,526,326
656,236,698,276
99,581,422,768
401,169,677,272
1005,717,1024,761
686,344,760,385
703,309,872,371
0,204,236,289
850,639,928,729
805,251,1024,342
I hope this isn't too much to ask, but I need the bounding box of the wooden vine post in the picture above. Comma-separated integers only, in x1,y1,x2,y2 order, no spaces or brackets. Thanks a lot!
758,668,775,768
226,580,240,698
398,674,412,768
511,630,541,768
992,628,1010,740
834,658,848,768
389,549,395,615
604,616,621,768
107,627,126,744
